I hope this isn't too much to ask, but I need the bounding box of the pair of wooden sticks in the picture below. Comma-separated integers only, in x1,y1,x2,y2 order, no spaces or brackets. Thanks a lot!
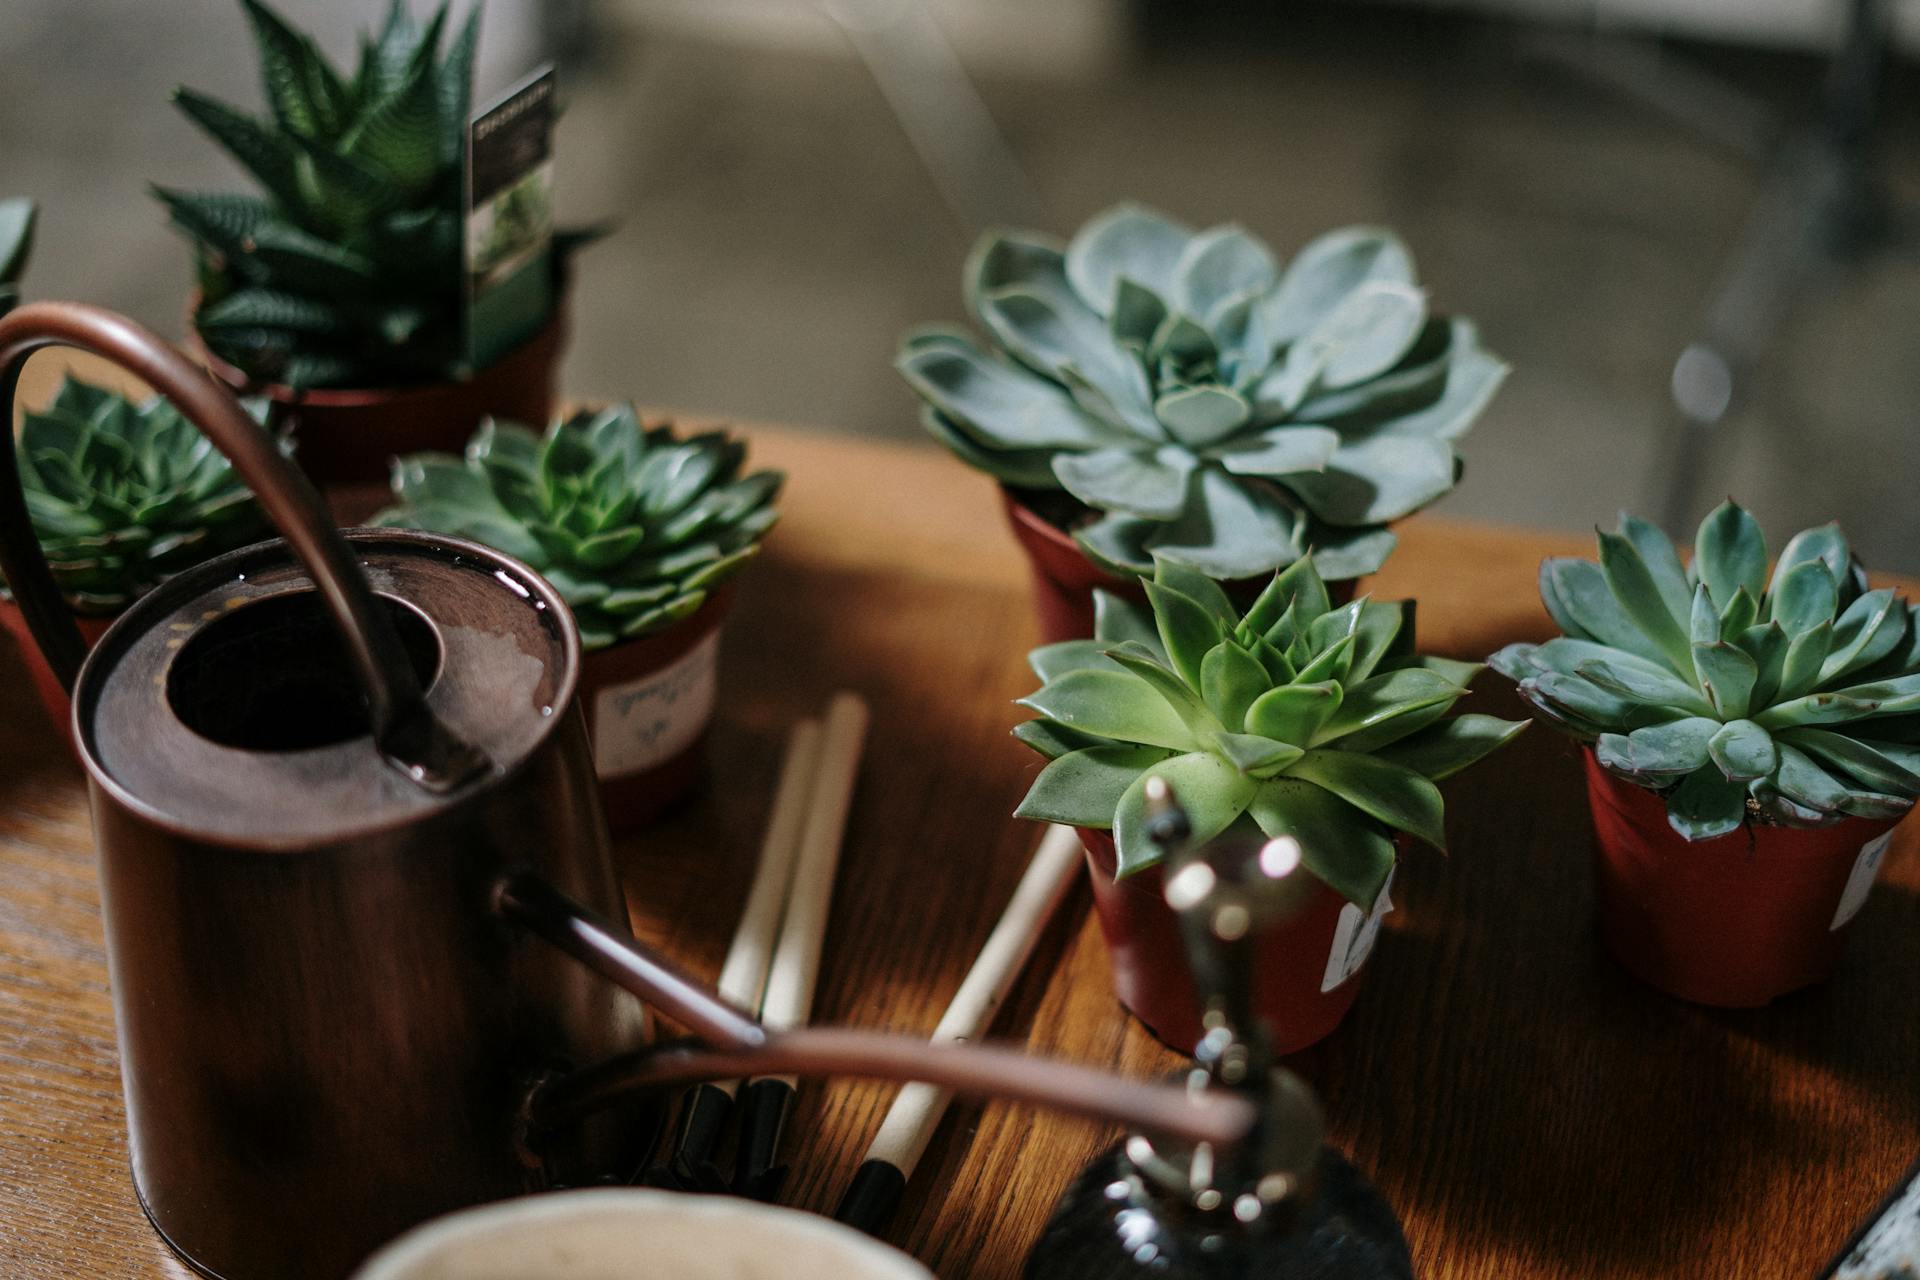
653,691,869,1196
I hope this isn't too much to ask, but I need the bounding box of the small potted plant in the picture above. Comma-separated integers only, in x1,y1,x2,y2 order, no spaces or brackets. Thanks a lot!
1013,553,1525,1051
1491,503,1919,1006
899,202,1507,642
0,377,277,744
156,0,589,488
374,405,782,830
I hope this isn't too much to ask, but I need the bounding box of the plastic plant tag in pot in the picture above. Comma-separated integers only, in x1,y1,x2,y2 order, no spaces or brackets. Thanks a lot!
1583,749,1904,1007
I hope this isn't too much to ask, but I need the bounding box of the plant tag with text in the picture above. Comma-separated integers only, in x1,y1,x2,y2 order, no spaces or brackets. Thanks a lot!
1830,831,1894,931
1322,868,1394,993
593,632,719,779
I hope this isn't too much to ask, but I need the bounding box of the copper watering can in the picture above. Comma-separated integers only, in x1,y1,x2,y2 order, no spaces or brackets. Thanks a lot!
0,303,1252,1280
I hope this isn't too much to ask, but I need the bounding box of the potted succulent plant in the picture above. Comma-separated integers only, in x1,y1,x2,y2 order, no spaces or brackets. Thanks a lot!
374,404,782,830
1491,503,1920,1006
899,203,1507,642
1013,553,1525,1051
156,0,589,488
0,377,277,744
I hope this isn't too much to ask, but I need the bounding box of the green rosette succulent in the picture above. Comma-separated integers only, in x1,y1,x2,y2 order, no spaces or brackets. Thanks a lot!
4,379,274,613
1491,502,1920,839
374,406,783,649
157,0,587,390
899,203,1507,583
1013,555,1526,905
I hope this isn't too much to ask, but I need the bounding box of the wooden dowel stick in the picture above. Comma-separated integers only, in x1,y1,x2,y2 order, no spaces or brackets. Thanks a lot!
862,822,1083,1178
717,718,824,1013
760,692,870,1048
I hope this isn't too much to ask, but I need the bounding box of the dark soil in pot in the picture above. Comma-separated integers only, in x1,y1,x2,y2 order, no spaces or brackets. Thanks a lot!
1076,826,1397,1054
579,587,735,834
1002,486,1356,644
1582,748,1905,1007
195,305,566,491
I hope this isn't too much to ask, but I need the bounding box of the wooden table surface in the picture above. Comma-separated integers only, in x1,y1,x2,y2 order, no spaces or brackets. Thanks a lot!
2,386,1917,1277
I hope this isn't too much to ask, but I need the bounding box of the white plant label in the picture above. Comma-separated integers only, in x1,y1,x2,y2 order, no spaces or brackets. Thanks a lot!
1322,868,1395,993
592,632,719,779
1830,830,1893,931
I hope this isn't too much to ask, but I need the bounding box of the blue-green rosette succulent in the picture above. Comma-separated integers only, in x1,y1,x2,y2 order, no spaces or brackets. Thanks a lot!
899,203,1506,583
1492,502,1920,839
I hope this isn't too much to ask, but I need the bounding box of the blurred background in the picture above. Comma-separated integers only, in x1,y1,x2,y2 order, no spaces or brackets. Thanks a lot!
2,0,1916,564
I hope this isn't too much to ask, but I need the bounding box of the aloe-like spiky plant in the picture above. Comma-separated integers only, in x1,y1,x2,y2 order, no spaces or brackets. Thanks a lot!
899,203,1507,583
157,0,573,390
1013,555,1525,904
374,406,782,649
3,378,274,613
1491,502,1920,839
0,198,34,316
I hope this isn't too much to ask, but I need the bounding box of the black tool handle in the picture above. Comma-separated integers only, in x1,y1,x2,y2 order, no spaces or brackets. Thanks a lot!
732,1077,794,1199
835,1158,908,1236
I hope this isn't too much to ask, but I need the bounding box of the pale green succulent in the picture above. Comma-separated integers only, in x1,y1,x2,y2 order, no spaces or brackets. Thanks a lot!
374,406,782,649
3,378,275,612
1014,555,1526,904
1492,502,1920,839
0,197,33,316
899,203,1506,583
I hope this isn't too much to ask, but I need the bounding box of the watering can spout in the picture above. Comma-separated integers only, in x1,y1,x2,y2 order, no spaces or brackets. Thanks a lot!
0,301,488,791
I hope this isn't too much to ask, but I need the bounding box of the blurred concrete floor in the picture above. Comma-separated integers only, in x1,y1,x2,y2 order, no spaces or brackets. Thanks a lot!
3,3,1917,568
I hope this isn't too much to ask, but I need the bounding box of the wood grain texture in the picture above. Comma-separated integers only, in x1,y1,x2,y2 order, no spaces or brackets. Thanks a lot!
1,418,1916,1279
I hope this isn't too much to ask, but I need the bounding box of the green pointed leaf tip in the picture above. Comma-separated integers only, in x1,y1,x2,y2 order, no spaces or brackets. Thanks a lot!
903,203,1501,579
1508,504,1920,831
374,409,781,648
1016,554,1523,852
7,380,276,610
166,0,596,387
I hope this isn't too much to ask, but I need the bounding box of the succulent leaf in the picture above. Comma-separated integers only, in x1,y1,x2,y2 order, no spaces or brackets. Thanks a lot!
1017,555,1521,888
1500,503,1920,838
910,203,1495,584
374,407,779,647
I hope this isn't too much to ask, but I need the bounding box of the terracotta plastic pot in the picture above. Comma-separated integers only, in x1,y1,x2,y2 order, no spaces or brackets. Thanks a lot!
196,306,566,490
1582,748,1905,1007
0,598,115,750
1001,488,1354,643
1076,827,1397,1054
579,587,735,833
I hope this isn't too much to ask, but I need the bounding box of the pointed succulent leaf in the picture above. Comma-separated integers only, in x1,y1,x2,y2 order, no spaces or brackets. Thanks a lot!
1573,657,1714,716
1248,777,1397,908
1245,682,1343,746
1692,641,1757,719
0,198,35,286
1820,588,1905,685
1018,668,1198,752
1738,622,1789,710
1707,719,1777,782
1694,500,1767,611
1597,530,1692,673
1093,588,1163,653
1287,435,1456,527
1153,385,1251,446
1142,580,1224,691
1200,639,1269,732
1312,667,1464,748
1172,224,1279,321
1030,639,1121,683
1015,744,1170,826
1539,557,1668,664
1211,732,1303,777
1284,748,1447,851
1779,620,1835,702
1260,226,1415,344
1770,559,1839,639
1112,753,1255,875
1778,728,1920,798
1142,468,1301,581
1208,425,1338,478
1768,522,1851,605
897,340,1123,451
1109,276,1168,349
1617,514,1692,622
1012,718,1104,761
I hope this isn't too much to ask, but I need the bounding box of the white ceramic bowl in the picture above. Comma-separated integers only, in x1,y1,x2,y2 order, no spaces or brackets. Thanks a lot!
351,1188,936,1280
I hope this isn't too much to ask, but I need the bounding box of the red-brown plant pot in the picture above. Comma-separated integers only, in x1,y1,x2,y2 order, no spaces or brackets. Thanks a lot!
1582,748,1906,1007
0,598,115,752
1076,826,1398,1054
578,587,735,834
195,306,566,491
1001,487,1354,644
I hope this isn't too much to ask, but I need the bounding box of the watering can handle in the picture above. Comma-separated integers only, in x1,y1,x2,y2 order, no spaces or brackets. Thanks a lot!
0,302,487,791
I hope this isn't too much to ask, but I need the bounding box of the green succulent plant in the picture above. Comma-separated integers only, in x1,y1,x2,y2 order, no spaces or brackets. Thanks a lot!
1013,555,1526,904
0,197,34,316
1491,502,1920,839
899,203,1506,583
3,378,274,613
373,406,783,649
157,0,583,390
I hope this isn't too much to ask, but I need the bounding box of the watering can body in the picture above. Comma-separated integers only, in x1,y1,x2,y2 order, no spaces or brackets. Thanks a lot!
81,533,655,1279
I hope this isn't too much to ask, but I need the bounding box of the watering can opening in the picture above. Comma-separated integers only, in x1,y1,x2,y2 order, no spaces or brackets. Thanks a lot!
75,527,583,848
